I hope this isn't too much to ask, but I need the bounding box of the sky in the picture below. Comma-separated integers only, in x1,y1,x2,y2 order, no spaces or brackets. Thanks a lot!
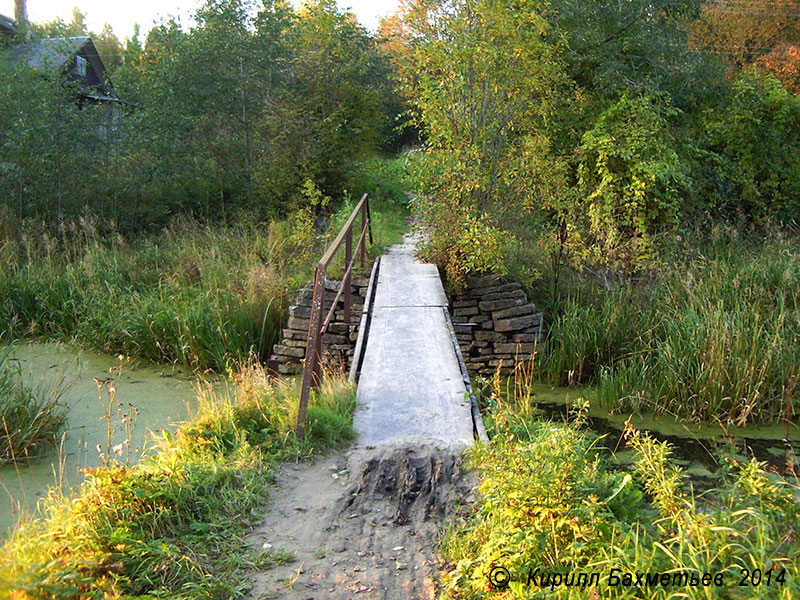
0,0,400,40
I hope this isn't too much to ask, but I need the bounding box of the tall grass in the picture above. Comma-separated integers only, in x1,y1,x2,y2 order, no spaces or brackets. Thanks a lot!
0,218,290,371
542,231,800,425
0,362,355,598
441,360,800,599
0,343,69,464
1,174,410,372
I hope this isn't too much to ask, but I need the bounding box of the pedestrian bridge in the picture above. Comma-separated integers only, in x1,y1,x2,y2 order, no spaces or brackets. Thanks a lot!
352,234,479,449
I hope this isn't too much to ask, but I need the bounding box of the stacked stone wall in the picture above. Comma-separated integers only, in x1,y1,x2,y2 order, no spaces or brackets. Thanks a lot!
271,277,370,375
449,275,545,376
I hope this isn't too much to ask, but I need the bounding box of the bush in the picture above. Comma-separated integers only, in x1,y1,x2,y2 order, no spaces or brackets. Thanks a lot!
575,95,687,274
700,71,800,223
417,205,509,292
441,393,800,599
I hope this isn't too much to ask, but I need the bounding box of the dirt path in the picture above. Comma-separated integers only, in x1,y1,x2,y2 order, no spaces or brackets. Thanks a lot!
245,442,477,600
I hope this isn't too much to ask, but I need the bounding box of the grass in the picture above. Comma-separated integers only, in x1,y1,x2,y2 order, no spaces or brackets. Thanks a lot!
0,169,410,372
441,362,800,599
0,341,69,465
0,361,356,598
0,218,290,372
540,229,800,426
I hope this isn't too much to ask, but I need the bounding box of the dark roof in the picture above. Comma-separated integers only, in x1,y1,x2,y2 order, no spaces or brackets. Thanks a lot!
6,35,120,101
0,13,16,36
8,36,90,71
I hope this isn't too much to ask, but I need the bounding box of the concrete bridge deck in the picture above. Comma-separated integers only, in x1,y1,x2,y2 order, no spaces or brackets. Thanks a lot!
353,235,474,449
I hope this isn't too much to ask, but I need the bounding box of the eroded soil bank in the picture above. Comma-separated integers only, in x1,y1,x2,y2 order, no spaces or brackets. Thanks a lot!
246,442,476,600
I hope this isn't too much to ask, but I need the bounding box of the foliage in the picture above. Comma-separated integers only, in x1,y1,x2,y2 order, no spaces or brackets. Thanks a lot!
399,0,799,288
0,342,69,464
546,0,718,110
1,0,400,234
417,207,508,292
252,0,387,212
441,381,800,599
403,0,577,284
0,363,355,598
353,155,410,205
691,0,800,80
574,95,687,274
756,44,800,94
698,70,800,222
0,62,99,226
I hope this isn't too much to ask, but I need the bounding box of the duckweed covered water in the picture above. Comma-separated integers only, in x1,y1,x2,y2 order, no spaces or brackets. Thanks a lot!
495,383,799,490
0,342,200,537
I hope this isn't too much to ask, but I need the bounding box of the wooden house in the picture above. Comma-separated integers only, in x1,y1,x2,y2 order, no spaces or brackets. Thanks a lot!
0,14,16,40
7,35,119,103
2,18,127,140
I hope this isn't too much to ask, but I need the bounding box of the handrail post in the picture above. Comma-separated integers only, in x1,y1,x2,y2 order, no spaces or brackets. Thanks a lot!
313,321,323,386
344,224,352,325
360,198,368,268
294,193,370,441
296,265,325,441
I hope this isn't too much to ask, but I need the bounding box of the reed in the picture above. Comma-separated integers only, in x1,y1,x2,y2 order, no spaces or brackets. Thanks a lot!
0,343,69,464
0,218,299,371
1,192,408,373
542,232,800,425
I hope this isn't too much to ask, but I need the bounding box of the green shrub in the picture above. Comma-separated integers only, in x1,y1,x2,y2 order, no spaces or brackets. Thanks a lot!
442,395,800,599
575,95,687,274
418,206,509,292
700,71,800,223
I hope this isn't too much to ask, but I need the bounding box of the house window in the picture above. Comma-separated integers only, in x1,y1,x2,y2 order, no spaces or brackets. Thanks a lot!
75,55,87,77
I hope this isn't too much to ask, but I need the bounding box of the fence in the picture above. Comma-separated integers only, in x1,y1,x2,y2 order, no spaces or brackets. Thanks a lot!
295,193,372,440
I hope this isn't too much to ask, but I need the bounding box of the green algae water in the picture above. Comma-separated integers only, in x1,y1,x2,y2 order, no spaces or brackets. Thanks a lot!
0,342,200,538
523,383,800,441
522,384,800,489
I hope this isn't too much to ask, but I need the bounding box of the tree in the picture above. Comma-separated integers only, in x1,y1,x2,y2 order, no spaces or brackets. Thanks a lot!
544,0,723,111
691,0,800,89
32,6,89,37
375,3,422,150
700,71,800,221
94,23,123,75
3,0,400,232
401,0,584,286
755,44,800,92
254,0,386,212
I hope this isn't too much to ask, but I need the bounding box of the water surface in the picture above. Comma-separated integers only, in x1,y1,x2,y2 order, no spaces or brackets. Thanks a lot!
0,342,199,538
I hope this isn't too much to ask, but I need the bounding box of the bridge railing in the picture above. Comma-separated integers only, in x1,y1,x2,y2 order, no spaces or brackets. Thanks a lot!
295,193,372,440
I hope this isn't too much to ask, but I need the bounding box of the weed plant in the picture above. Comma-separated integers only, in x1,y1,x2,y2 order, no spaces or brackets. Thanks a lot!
0,361,355,598
442,362,800,599
541,229,800,425
0,342,68,464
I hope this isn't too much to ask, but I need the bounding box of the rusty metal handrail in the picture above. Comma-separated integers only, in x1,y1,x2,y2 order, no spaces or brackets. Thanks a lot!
295,193,372,440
